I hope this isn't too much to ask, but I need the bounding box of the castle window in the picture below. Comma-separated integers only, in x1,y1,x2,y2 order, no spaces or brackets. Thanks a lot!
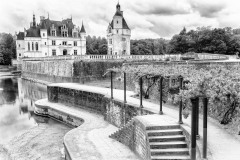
108,28,111,33
52,40,56,46
28,42,30,51
109,48,112,55
117,20,118,24
35,42,38,51
19,53,21,56
45,42,47,45
18,44,20,48
32,42,34,51
52,49,56,56
117,30,119,34
73,32,77,38
62,41,67,45
74,41,77,46
62,31,68,37
74,50,77,55
122,38,126,41
109,39,112,44
51,30,56,36
43,33,45,37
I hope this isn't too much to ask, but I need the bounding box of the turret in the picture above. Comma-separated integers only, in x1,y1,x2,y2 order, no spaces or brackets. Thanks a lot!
33,14,36,27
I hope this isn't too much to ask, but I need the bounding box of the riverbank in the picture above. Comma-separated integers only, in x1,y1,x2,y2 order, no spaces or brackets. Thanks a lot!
0,119,72,160
0,74,73,160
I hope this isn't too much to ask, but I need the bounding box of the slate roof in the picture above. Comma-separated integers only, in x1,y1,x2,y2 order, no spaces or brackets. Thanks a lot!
109,17,130,30
26,18,84,38
16,32,24,40
80,23,86,33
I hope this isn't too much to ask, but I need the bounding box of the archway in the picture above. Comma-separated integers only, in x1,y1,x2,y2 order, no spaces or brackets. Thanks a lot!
63,49,67,55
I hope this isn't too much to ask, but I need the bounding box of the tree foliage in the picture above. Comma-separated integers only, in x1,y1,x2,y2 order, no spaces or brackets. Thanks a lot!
0,33,16,65
169,27,240,55
131,38,169,55
86,35,108,55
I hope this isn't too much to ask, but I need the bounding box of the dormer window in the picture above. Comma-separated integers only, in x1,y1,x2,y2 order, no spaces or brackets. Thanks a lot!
62,31,68,37
73,32,78,38
108,28,112,33
51,30,56,36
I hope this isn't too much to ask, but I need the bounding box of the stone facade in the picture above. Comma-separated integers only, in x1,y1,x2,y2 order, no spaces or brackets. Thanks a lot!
16,15,86,60
107,2,131,55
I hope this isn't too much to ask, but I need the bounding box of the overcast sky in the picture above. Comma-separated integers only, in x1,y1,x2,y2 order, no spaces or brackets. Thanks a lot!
0,0,240,39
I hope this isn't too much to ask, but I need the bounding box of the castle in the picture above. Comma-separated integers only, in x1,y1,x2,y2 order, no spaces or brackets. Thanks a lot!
16,2,131,59
107,2,131,55
16,15,87,59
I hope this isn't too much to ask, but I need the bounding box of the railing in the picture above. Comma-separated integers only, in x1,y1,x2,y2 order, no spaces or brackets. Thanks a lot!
20,53,228,62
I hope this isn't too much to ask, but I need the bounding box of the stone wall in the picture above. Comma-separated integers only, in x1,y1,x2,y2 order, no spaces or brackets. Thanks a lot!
110,117,151,160
47,85,154,127
21,60,124,83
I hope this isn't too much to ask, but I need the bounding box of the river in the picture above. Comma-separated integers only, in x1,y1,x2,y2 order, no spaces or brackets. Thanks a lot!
0,67,72,160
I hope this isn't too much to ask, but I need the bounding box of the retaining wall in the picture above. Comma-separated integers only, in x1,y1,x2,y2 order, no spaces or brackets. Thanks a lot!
110,117,151,160
47,84,154,128
21,60,123,84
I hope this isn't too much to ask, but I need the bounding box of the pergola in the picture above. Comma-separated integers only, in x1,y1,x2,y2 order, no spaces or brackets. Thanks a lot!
104,66,209,160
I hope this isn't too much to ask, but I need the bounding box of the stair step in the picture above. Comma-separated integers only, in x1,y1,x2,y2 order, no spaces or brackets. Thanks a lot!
150,141,188,149
147,129,183,136
151,148,189,156
146,125,180,130
149,135,185,142
151,155,191,160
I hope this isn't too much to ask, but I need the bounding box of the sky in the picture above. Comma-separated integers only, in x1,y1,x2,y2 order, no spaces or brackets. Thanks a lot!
0,0,240,40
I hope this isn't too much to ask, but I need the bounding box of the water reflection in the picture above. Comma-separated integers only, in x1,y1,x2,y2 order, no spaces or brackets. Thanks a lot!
0,77,50,144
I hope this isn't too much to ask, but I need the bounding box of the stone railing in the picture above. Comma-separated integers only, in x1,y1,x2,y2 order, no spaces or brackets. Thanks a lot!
21,54,180,61
19,53,228,62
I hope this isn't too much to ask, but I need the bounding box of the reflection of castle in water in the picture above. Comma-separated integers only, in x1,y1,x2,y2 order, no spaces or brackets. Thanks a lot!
18,78,49,123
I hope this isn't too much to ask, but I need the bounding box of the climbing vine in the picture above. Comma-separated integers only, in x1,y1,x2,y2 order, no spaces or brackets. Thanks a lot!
108,63,240,129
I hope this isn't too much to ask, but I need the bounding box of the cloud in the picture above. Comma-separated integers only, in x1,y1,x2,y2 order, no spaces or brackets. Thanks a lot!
0,0,240,39
129,0,191,16
190,0,226,18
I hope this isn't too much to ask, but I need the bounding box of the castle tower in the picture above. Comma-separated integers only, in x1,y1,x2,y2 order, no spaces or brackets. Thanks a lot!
107,2,131,55
80,21,87,55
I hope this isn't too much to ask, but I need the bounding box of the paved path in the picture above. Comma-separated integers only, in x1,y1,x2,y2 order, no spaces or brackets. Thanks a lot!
52,83,240,160
37,99,140,160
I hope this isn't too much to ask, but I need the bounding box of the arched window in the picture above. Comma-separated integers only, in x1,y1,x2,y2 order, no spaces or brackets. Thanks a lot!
28,42,30,51
32,42,34,51
35,42,38,51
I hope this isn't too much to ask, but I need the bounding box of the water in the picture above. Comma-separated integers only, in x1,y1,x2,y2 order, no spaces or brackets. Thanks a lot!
0,75,62,144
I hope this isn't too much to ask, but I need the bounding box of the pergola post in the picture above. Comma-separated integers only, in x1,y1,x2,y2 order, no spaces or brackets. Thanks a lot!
203,97,208,159
179,76,183,124
111,71,113,99
159,76,163,115
124,72,127,103
190,97,198,160
196,98,200,139
139,77,143,108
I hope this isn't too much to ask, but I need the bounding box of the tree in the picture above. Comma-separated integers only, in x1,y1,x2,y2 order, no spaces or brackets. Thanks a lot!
0,33,16,65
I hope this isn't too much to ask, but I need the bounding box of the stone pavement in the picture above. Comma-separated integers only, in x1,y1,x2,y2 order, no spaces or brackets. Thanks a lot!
37,99,140,160
53,83,240,160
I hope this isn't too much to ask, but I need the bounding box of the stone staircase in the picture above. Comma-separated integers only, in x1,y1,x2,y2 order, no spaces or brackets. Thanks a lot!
147,124,191,160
